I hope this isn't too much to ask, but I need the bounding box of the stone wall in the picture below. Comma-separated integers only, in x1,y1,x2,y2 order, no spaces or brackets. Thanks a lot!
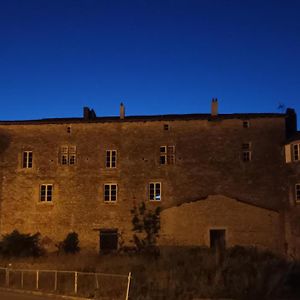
159,195,284,254
0,116,288,251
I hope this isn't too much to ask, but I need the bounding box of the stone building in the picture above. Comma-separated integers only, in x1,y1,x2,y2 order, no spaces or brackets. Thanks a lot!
0,100,299,257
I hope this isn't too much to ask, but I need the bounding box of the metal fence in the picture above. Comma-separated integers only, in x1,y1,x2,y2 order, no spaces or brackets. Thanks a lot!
0,267,131,299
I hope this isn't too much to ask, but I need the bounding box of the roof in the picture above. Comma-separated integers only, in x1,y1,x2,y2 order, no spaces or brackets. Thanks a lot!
0,112,287,125
285,131,300,143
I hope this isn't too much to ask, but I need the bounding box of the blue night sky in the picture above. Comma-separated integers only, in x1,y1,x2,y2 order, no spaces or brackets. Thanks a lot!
0,0,299,127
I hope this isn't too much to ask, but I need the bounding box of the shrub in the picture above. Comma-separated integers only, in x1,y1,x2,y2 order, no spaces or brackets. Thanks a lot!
59,232,80,254
0,230,44,257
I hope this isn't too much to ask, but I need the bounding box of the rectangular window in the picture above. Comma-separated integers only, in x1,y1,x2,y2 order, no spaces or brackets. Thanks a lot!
293,144,300,161
104,184,117,202
160,145,175,165
22,151,33,168
296,184,300,203
149,182,161,201
40,184,53,202
242,143,251,162
106,150,117,168
60,145,76,165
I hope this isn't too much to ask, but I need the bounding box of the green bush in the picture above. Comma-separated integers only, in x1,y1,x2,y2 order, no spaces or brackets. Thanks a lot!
59,232,80,254
0,230,44,257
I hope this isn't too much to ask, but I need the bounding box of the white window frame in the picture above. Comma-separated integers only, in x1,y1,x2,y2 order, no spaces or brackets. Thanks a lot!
242,142,252,162
106,150,117,168
104,184,117,202
22,151,33,168
40,184,53,202
293,143,300,162
160,145,175,165
296,184,300,203
149,182,161,201
60,145,77,165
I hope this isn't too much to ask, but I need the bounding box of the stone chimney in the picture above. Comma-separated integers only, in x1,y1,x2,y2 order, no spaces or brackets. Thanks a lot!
83,107,90,120
120,102,125,119
211,98,218,116
83,107,96,120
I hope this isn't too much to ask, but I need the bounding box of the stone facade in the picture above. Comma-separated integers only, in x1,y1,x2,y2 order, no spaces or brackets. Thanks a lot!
0,102,299,256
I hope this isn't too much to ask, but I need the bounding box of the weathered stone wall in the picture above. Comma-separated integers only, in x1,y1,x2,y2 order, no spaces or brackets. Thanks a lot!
0,116,288,251
159,195,284,254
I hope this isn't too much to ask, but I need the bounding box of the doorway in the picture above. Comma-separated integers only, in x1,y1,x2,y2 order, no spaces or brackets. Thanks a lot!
99,229,118,252
210,229,226,250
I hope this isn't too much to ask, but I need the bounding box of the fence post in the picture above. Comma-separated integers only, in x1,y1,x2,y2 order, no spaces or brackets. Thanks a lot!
21,271,24,288
54,271,57,291
5,268,9,287
36,270,39,290
74,272,78,294
125,272,131,300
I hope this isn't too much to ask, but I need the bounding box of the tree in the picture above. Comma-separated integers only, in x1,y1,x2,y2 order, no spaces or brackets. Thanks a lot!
59,232,80,254
130,202,161,253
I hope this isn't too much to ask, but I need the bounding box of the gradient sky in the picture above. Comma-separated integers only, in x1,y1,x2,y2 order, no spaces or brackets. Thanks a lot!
0,0,299,127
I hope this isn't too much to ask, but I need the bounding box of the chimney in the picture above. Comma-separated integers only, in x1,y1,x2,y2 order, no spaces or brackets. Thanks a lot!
83,107,97,120
83,107,90,120
120,102,125,119
211,98,218,116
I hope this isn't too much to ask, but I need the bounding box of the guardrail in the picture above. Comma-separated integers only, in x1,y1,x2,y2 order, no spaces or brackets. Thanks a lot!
0,266,131,299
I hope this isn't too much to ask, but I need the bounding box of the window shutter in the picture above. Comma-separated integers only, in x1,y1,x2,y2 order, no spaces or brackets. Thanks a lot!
285,144,292,163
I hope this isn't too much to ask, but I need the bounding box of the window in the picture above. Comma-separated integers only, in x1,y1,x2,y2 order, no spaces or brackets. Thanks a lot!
243,120,250,128
160,146,175,165
106,150,117,168
242,143,251,162
164,124,169,131
22,151,33,168
293,144,300,161
296,184,300,203
60,145,76,165
104,184,117,202
40,184,53,202
149,182,161,201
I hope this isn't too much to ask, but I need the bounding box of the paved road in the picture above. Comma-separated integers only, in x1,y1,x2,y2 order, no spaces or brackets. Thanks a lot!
0,290,64,300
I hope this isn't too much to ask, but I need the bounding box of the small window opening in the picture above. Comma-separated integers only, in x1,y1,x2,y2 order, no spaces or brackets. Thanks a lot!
293,144,300,161
164,124,169,131
22,151,33,168
242,143,251,162
149,182,161,201
104,184,117,202
160,145,175,165
60,145,76,165
67,127,71,133
106,150,117,168
40,184,53,202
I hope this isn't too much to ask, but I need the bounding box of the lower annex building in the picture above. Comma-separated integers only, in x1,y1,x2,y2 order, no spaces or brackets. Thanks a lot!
0,99,300,257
